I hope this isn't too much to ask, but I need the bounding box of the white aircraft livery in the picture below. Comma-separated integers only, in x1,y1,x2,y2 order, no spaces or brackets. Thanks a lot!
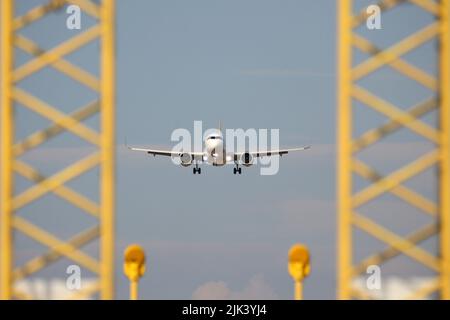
128,124,310,175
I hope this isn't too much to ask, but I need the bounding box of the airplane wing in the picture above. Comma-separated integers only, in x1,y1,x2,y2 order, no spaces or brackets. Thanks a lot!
128,146,204,159
233,146,311,159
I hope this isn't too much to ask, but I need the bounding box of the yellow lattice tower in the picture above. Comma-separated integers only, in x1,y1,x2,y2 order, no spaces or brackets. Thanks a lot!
337,0,450,299
1,0,115,299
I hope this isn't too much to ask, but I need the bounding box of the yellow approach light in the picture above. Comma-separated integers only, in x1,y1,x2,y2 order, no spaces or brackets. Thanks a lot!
288,244,310,281
124,244,146,281
288,244,310,300
124,244,146,300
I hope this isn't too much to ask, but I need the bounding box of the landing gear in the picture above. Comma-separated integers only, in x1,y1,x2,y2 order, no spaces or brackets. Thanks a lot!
193,162,201,174
233,165,242,175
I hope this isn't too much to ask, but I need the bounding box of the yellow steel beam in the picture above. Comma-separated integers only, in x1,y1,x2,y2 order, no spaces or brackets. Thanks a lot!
337,0,353,300
12,216,100,274
12,88,100,146
409,0,440,15
351,223,438,276
352,34,437,90
13,25,101,82
352,213,441,271
352,98,437,153
12,1,99,29
352,85,440,143
1,0,115,300
67,0,100,19
352,22,439,80
13,160,99,217
15,35,100,91
13,101,100,157
352,151,439,208
13,226,99,281
12,153,100,211
438,0,450,300
13,0,65,30
352,159,437,216
338,0,448,300
352,0,404,28
0,0,14,300
99,0,116,300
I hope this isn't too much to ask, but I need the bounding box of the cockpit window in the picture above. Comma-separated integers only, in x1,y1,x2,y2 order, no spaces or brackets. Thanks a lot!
208,136,222,140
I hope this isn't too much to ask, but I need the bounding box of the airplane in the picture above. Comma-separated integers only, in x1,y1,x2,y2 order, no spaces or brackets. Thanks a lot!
128,124,310,174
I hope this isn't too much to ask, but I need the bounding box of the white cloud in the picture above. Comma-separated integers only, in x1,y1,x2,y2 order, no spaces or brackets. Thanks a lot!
191,281,230,300
192,274,278,300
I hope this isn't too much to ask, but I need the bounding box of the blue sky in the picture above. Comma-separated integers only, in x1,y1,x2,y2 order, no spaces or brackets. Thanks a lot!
8,0,440,299
115,0,337,299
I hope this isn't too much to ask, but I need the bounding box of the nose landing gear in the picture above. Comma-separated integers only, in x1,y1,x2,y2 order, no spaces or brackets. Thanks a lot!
233,165,242,175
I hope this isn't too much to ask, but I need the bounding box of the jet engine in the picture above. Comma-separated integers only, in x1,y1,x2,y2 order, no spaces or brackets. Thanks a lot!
240,152,254,167
179,153,193,167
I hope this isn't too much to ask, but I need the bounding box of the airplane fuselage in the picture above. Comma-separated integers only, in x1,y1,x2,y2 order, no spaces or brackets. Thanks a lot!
204,134,227,166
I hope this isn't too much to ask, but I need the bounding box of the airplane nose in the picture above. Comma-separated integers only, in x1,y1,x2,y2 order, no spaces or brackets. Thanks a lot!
206,139,220,149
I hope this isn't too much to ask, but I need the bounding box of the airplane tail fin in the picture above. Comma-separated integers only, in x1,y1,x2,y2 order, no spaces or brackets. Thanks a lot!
219,121,223,135
124,136,130,149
